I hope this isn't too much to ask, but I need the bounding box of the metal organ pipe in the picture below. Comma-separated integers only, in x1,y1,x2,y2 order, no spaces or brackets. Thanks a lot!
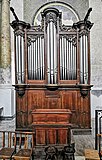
80,34,88,84
69,38,71,79
85,36,88,84
70,39,73,80
28,43,30,79
54,24,57,84
47,20,57,84
66,39,69,79
41,37,44,80
80,36,83,83
11,8,93,86
50,21,54,84
33,40,35,80
15,35,25,83
27,35,45,80
60,36,77,80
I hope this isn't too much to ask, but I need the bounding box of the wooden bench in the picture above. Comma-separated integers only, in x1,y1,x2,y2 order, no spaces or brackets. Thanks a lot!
0,131,34,160
85,149,100,160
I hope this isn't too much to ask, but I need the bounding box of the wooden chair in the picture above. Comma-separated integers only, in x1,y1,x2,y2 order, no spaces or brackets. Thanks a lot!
0,131,16,159
84,148,100,160
12,131,34,160
96,133,102,159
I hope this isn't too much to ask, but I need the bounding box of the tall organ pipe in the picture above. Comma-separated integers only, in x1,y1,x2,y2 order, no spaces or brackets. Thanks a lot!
43,8,59,84
15,35,24,83
80,34,88,84
47,20,57,84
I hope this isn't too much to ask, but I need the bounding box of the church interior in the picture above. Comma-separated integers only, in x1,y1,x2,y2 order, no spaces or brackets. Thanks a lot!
0,0,102,159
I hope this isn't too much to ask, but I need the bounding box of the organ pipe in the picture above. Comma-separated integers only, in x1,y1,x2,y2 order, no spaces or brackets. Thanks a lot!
60,36,77,80
15,35,25,83
11,8,93,86
80,34,88,84
46,16,57,84
74,20,93,85
27,36,44,80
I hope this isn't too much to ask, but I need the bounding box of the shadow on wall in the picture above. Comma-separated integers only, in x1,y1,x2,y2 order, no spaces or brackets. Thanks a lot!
0,107,3,117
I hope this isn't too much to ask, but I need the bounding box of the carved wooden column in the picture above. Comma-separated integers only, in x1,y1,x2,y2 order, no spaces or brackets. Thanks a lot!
0,0,11,83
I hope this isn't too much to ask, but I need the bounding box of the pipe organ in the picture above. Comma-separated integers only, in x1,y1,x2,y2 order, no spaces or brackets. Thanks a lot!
11,7,93,144
27,35,45,80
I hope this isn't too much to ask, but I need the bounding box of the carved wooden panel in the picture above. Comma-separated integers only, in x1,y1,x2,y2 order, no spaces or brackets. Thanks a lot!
16,89,90,129
16,92,28,128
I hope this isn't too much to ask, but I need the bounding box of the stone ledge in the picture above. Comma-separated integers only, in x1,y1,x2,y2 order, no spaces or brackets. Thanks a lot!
0,114,15,121
0,84,14,89
72,129,92,135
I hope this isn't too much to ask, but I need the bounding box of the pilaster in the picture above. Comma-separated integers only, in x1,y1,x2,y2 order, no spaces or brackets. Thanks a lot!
0,0,11,84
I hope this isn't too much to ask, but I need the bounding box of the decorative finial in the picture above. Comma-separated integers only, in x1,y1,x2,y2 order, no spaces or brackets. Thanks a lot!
10,7,19,22
84,8,92,22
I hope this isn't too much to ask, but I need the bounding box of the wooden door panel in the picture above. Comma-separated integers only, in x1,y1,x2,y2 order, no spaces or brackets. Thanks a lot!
58,129,67,144
16,92,28,128
60,90,90,128
45,97,61,109
36,129,46,145
47,129,56,144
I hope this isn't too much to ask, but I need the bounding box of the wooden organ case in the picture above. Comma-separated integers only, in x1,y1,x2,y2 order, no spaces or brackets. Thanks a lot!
11,8,93,146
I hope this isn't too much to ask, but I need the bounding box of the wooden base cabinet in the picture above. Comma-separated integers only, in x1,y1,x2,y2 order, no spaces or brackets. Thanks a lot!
16,89,91,130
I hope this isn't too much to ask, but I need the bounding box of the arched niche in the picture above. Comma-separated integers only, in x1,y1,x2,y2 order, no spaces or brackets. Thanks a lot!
32,1,80,26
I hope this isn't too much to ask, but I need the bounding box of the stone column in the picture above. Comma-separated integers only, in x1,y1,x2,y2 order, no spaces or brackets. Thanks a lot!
0,0,2,68
0,0,11,84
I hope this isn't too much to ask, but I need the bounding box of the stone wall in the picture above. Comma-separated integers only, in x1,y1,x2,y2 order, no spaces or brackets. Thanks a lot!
88,0,102,136
90,0,102,89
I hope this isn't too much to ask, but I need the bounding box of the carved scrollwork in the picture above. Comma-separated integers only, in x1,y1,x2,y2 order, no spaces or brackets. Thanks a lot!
73,20,93,34
79,29,88,37
42,8,59,28
45,146,58,160
13,84,27,97
45,12,58,27
59,34,77,46
31,25,44,32
60,25,76,32
61,143,75,160
15,30,25,37
77,84,93,98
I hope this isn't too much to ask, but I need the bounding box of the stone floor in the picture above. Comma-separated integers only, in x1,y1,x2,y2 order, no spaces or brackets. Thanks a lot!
0,118,96,160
